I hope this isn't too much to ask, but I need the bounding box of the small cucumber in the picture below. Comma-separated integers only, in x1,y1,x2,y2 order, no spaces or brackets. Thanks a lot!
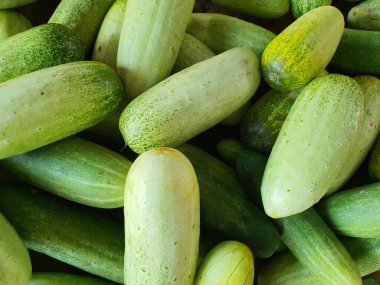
0,11,31,42
0,0,37,9
124,148,199,284
290,0,332,18
216,138,245,168
195,241,254,285
369,137,380,180
348,0,380,31
30,273,116,285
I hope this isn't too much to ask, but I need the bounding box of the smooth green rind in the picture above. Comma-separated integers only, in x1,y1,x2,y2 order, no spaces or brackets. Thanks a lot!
117,0,194,99
216,138,245,168
187,13,275,57
369,137,380,180
120,47,260,154
0,212,31,285
0,136,131,208
195,241,254,285
0,23,84,84
262,74,364,218
30,273,116,285
348,0,380,31
290,0,332,18
0,0,37,9
49,0,115,53
261,6,344,91
0,61,123,160
318,183,380,238
0,11,32,42
124,148,199,284
177,144,280,259
0,184,124,283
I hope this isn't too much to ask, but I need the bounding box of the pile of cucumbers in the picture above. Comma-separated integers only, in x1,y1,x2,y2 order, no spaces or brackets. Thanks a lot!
0,0,379,284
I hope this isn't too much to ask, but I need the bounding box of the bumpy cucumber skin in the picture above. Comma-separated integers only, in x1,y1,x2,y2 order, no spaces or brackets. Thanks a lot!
0,61,123,160
177,144,280,259
348,0,380,31
261,74,364,218
120,47,260,154
0,0,37,9
216,138,245,168
187,13,275,57
262,6,344,91
0,212,31,285
369,137,380,180
290,0,332,18
195,241,254,285
0,24,84,84
0,184,124,283
0,136,131,208
30,273,116,285
0,11,32,42
124,148,199,285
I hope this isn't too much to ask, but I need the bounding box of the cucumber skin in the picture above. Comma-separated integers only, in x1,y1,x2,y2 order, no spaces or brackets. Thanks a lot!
0,61,123,160
0,0,37,9
0,136,131,208
177,144,280,259
261,74,364,218
0,11,32,43
290,0,332,18
363,277,379,285
0,24,84,84
369,137,380,180
30,273,116,285
348,0,380,31
216,138,245,168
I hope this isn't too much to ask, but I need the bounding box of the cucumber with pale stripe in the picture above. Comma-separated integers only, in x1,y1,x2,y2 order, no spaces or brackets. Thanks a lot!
0,11,31,42
290,0,332,18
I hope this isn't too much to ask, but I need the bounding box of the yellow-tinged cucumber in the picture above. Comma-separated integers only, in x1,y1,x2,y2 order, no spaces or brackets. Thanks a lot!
0,11,31,42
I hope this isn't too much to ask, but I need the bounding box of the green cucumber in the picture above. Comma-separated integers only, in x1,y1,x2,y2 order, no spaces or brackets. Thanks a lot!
124,148,199,284
0,11,31,42
0,184,124,283
369,137,380,180
0,61,123,160
261,74,364,218
117,0,194,99
330,29,380,75
0,23,84,84
262,6,344,91
195,241,254,285
290,0,332,18
0,136,131,208
318,183,380,238
120,47,260,154
49,0,115,53
348,0,380,31
0,212,31,285
0,0,37,9
216,138,245,168
177,144,280,258
30,273,116,285
363,277,379,285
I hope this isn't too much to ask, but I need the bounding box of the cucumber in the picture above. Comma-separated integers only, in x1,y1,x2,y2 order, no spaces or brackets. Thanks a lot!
290,0,332,18
124,148,199,284
262,6,344,91
187,13,275,57
120,47,260,154
216,138,245,167
369,137,380,180
363,277,379,285
348,0,380,31
195,241,254,285
117,0,194,99
30,273,116,285
0,61,123,160
177,144,280,258
0,11,31,42
0,0,37,9
0,184,124,283
261,74,364,218
0,212,31,285
49,0,115,53
0,136,131,208
0,23,84,84
330,29,380,75
318,183,380,238
278,208,361,285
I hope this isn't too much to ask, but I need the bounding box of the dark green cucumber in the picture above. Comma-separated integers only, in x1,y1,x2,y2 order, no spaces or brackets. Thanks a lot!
363,277,379,285
290,0,332,18
216,138,245,168
30,273,116,285
0,184,124,283
0,11,32,42
0,0,37,9
177,144,280,258
369,137,380,180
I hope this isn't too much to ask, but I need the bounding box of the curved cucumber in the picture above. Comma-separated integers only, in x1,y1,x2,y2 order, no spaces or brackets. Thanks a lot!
120,47,260,154
348,0,380,31
290,0,332,18
216,138,245,168
0,11,31,42
124,148,199,284
262,6,344,91
30,273,116,285
369,137,380,180
0,0,37,9
0,61,123,159
261,74,364,218
0,136,131,208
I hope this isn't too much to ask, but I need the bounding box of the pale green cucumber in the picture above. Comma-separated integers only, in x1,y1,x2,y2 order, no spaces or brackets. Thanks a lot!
187,13,275,57
290,0,332,18
369,137,380,180
216,138,245,167
120,47,260,154
348,0,380,31
0,11,31,42
0,136,131,208
0,23,84,84
30,273,115,285
261,74,364,218
0,61,123,160
124,148,199,284
195,241,254,285
0,212,31,285
0,0,37,9
117,0,194,99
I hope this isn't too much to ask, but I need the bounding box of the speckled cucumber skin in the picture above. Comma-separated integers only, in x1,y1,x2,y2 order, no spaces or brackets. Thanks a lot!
0,136,131,208
0,61,123,160
261,74,364,218
261,6,344,91
369,137,380,180
290,0,332,18
0,11,31,42
348,0,380,31
187,13,275,57
30,273,116,285
120,47,260,154
0,0,37,9
124,148,200,285
0,24,84,84
195,241,254,285
0,212,31,285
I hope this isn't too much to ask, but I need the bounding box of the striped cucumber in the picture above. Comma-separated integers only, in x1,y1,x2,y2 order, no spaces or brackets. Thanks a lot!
0,0,37,9
348,0,380,31
0,11,31,42
216,138,245,168
124,148,199,284
369,137,380,180
290,0,332,18
0,136,131,208
30,273,116,285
